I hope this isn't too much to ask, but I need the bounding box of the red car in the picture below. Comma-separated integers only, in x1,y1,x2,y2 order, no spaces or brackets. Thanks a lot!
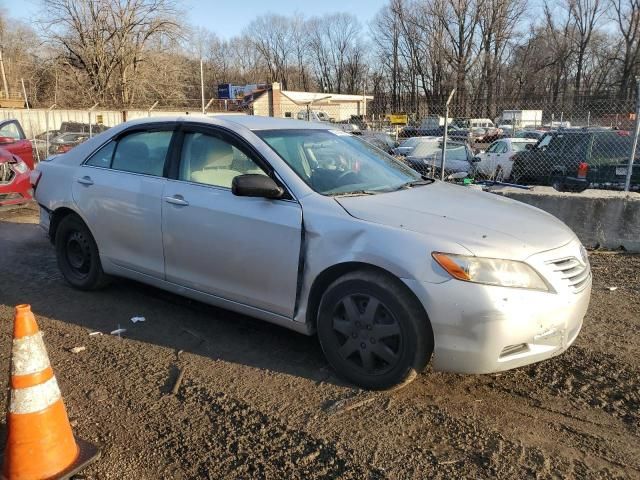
0,119,36,206
0,150,32,206
0,119,35,169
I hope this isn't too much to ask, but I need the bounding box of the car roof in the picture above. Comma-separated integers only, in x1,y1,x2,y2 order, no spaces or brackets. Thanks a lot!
119,114,338,133
210,114,331,131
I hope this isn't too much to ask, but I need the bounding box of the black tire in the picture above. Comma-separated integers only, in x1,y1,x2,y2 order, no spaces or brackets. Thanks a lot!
317,270,433,390
55,214,110,290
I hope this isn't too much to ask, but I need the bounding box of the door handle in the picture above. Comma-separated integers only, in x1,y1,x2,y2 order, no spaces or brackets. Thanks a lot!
77,176,93,186
164,195,189,206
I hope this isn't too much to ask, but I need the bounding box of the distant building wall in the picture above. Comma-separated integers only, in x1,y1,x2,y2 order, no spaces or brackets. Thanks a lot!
0,108,204,137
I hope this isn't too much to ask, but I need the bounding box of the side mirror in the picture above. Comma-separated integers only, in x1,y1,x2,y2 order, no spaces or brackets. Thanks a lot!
472,156,482,163
232,174,284,199
525,143,534,151
0,136,16,145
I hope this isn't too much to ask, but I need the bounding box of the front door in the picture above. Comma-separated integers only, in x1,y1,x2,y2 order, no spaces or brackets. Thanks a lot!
161,127,302,317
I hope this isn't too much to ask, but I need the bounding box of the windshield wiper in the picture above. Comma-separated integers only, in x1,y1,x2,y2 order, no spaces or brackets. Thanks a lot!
393,178,435,190
329,190,380,197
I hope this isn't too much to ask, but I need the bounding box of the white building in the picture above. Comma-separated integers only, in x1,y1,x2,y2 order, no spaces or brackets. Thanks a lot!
250,83,373,121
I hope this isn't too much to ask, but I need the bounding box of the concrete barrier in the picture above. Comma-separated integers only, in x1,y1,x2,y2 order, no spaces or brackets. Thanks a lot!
492,186,640,252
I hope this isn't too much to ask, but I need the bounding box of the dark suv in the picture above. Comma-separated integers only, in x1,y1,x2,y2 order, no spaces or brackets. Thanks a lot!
511,129,639,190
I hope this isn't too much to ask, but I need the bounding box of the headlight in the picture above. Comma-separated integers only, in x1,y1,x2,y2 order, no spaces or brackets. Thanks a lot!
11,159,29,174
432,252,550,291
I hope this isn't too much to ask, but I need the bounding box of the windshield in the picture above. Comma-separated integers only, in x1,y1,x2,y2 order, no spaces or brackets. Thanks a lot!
257,129,423,196
511,141,533,152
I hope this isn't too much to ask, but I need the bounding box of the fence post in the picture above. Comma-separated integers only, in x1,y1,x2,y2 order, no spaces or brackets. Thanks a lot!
88,103,98,138
440,88,456,181
624,77,640,192
148,101,159,117
20,78,40,163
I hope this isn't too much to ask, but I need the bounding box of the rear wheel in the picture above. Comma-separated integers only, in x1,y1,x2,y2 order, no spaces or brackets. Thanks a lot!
317,270,433,390
55,214,110,290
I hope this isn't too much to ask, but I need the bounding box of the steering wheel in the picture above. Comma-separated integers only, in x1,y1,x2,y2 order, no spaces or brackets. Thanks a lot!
336,170,359,185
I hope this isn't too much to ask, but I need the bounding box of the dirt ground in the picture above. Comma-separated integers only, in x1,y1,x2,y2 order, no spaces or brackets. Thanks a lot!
0,203,638,479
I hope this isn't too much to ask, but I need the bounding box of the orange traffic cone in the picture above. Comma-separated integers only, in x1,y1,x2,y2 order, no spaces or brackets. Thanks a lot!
1,304,99,480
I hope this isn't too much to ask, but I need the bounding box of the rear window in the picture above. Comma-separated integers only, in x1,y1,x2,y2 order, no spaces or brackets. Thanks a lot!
591,133,633,161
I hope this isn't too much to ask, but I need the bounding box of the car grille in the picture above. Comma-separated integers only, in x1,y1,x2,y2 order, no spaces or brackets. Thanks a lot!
547,257,591,292
0,162,15,184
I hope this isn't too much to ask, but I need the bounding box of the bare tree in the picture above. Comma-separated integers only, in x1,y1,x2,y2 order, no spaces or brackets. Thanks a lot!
611,0,640,99
40,0,181,106
567,0,603,98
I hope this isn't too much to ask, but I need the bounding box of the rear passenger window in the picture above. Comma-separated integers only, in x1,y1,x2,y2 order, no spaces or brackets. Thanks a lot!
86,141,115,168
592,134,632,161
111,131,173,176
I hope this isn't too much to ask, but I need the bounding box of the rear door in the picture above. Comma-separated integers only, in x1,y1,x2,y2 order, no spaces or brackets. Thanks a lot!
0,120,35,169
161,125,302,317
479,141,501,175
71,125,176,278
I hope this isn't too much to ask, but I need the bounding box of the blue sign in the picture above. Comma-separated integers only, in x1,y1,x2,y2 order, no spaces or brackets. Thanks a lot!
217,83,232,99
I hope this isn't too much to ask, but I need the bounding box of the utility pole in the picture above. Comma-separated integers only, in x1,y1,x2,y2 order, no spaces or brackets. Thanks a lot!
0,49,9,99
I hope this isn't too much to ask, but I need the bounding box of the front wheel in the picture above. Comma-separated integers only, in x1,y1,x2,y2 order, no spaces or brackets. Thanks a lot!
55,214,110,290
317,270,433,390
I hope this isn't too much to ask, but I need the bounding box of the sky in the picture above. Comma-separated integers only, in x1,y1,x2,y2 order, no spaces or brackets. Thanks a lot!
7,0,388,39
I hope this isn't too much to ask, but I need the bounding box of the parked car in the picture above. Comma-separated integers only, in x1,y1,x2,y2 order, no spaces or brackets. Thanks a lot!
34,115,591,389
392,136,440,157
333,120,361,135
405,139,478,177
58,121,109,135
400,123,471,142
48,132,89,155
0,119,36,169
32,130,62,160
511,128,640,189
296,110,333,122
359,132,398,155
0,149,32,206
475,138,538,180
514,130,547,140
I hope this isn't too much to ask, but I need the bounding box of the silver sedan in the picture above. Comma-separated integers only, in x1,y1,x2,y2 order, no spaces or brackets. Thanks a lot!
32,115,591,389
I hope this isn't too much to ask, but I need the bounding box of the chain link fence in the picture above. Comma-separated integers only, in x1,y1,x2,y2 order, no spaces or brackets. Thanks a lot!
1,94,639,192
296,97,640,192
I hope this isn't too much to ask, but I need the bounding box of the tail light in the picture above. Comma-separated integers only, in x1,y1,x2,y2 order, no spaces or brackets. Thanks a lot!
29,170,42,191
509,154,515,161
577,162,589,179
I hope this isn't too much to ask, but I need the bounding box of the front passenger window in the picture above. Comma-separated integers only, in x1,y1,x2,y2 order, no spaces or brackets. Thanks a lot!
178,132,267,188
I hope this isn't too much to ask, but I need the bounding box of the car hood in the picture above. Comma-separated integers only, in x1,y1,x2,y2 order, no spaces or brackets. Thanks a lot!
335,182,576,260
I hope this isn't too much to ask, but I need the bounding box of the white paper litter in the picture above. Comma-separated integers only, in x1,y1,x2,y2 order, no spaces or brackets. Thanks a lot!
131,316,146,323
608,286,618,291
88,331,102,336
70,346,86,354
110,328,127,335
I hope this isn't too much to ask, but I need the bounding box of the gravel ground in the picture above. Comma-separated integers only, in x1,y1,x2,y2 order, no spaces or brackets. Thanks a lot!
0,203,638,479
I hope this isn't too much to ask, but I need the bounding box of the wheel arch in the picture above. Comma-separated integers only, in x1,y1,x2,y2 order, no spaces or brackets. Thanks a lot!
49,207,90,244
305,262,433,342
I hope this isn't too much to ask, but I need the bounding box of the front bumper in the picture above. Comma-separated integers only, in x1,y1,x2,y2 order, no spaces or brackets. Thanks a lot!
0,171,32,207
404,241,591,374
